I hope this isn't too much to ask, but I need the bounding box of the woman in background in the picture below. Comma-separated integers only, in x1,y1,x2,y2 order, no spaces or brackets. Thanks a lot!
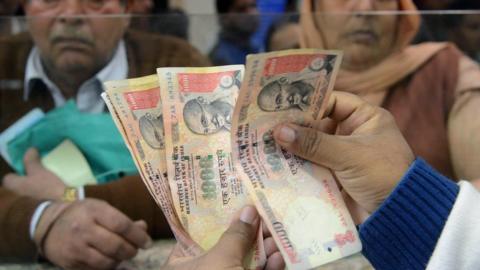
300,0,480,180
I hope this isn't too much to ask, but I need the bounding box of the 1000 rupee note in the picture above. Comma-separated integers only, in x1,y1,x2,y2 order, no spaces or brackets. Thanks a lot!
231,50,362,270
157,66,266,268
103,75,200,254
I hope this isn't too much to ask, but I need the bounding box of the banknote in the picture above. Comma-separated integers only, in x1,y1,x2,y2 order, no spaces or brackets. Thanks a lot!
102,75,200,255
231,50,362,269
157,66,266,268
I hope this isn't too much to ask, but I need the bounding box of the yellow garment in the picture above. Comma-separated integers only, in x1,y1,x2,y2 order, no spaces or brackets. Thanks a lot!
299,0,480,179
299,0,445,104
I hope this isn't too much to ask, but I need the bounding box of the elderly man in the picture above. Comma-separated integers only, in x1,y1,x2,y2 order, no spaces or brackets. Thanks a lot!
0,0,208,268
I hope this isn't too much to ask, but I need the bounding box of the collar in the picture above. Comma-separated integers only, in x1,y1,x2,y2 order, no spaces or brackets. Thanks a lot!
24,40,129,109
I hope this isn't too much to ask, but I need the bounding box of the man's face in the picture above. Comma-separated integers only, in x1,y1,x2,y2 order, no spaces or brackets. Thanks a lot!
231,0,257,14
258,79,314,112
450,14,480,59
184,99,233,135
24,0,130,76
222,0,259,35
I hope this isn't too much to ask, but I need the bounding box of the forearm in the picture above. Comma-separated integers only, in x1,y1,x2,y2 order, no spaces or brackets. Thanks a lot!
84,175,172,239
0,187,41,262
359,158,459,270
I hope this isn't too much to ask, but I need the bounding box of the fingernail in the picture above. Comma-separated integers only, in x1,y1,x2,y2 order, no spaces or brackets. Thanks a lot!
143,239,153,249
240,206,258,225
277,125,296,143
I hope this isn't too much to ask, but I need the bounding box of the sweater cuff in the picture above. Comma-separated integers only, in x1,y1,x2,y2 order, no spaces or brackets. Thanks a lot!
359,158,459,270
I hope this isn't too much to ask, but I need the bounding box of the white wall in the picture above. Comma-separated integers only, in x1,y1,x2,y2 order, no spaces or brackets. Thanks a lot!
182,0,216,14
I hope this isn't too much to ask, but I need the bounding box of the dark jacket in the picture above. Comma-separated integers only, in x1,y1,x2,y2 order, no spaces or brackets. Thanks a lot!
0,30,209,262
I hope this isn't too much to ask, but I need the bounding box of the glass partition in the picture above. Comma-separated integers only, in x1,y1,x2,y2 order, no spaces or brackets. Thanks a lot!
1,11,480,268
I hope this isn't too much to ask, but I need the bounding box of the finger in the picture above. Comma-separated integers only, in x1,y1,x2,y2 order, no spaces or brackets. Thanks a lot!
263,237,278,257
265,251,286,270
133,220,148,231
2,173,25,192
83,246,118,270
87,225,137,261
23,148,44,174
209,206,260,262
323,92,378,135
94,205,151,249
273,124,348,169
317,118,338,135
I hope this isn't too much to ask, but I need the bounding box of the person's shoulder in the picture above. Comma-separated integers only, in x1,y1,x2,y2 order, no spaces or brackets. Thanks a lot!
426,42,464,65
411,42,463,77
124,30,210,69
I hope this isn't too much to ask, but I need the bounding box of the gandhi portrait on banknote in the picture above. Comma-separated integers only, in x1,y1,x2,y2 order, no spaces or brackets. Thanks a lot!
183,97,233,135
257,77,314,112
139,112,165,149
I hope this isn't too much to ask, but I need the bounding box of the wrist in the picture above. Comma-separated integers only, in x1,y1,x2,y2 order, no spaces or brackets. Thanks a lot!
33,202,71,255
29,201,53,240
62,187,79,202
52,183,67,200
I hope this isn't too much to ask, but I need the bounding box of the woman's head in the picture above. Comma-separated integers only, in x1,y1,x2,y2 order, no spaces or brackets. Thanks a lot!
301,0,419,71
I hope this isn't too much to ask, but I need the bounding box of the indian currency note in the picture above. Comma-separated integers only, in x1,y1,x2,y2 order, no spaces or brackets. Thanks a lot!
231,50,362,270
157,66,266,268
103,75,200,255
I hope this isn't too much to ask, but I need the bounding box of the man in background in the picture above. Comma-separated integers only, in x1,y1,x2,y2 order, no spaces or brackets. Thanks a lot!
209,0,260,65
129,0,189,40
0,0,208,268
445,0,480,62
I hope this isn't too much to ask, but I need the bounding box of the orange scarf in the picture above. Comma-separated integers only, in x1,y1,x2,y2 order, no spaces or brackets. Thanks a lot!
300,0,448,105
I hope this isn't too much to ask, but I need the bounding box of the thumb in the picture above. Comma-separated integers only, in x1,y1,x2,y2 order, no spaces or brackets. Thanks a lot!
2,173,24,191
273,124,349,170
209,206,260,263
23,148,43,174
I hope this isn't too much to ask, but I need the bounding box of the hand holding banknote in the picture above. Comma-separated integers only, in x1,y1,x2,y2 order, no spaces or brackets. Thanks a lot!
163,206,285,270
231,49,362,269
273,91,415,214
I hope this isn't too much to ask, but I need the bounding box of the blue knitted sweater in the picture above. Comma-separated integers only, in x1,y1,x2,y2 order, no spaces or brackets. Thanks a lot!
359,158,460,270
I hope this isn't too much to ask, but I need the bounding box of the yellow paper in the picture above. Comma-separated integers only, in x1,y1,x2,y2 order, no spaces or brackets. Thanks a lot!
42,139,96,187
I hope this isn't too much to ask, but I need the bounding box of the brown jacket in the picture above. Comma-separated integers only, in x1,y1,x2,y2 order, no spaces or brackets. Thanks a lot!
0,30,209,262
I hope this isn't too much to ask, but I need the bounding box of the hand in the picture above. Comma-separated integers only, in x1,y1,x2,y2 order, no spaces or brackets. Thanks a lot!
37,199,152,270
164,206,285,270
273,91,415,213
3,148,66,200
